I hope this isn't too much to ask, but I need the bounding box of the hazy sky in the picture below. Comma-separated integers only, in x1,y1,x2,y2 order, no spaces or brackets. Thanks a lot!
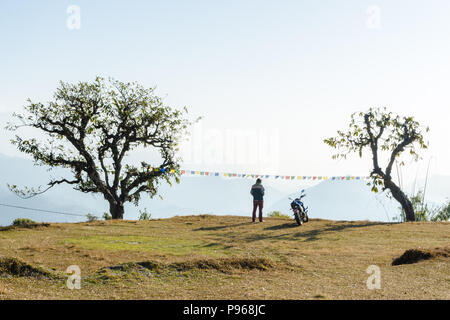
1,0,449,185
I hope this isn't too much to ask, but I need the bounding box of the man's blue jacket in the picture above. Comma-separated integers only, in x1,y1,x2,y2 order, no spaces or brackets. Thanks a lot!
250,183,265,201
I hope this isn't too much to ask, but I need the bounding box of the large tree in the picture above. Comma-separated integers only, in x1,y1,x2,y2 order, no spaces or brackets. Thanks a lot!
324,107,429,222
7,77,194,219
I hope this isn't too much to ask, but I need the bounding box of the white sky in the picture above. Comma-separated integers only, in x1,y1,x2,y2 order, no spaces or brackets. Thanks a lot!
0,1,449,185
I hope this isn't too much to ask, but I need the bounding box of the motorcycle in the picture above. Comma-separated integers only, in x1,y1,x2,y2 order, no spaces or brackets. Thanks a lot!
289,189,309,226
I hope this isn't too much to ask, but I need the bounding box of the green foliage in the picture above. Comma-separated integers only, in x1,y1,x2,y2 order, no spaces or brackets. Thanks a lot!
12,218,37,227
86,213,99,222
324,107,428,161
267,211,290,219
432,201,450,222
324,107,429,194
7,77,197,218
138,208,152,220
410,191,433,222
103,212,112,220
394,191,450,222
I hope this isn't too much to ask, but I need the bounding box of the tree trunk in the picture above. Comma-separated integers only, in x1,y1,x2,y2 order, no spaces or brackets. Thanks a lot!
109,201,124,219
384,179,415,222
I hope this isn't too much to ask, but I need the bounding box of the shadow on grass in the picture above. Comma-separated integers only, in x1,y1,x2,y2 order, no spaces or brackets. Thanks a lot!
264,223,299,231
243,221,389,242
193,222,254,232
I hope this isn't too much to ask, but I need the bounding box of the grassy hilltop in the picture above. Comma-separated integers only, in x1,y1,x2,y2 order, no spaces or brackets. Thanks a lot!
0,215,448,299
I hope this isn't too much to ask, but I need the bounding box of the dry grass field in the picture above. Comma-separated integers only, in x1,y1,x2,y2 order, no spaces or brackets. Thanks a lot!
0,215,448,299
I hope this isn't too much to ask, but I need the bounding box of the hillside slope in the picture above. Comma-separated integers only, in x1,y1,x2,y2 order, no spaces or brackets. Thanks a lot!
0,215,448,299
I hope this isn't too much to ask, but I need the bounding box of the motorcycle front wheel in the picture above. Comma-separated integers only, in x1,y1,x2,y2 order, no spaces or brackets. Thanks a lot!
293,209,303,226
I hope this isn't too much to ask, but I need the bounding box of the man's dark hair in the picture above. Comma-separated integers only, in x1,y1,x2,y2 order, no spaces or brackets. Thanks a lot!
256,178,262,183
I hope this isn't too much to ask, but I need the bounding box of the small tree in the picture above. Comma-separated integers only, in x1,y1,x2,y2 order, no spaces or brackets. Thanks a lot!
86,213,98,222
324,107,429,222
7,77,194,219
138,208,151,220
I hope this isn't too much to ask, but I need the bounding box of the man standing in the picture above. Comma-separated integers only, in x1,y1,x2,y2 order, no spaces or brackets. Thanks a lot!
250,178,265,222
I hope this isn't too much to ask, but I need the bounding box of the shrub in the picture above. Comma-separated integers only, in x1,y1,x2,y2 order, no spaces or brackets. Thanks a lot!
12,218,37,227
103,212,112,220
138,208,151,220
267,211,290,219
431,200,450,222
394,191,450,222
86,213,98,222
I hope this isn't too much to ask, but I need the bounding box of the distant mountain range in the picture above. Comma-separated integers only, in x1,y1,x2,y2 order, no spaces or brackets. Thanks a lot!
1,153,449,225
268,180,398,222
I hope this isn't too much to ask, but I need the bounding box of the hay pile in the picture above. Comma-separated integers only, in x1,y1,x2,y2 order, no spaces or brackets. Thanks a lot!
101,257,275,275
0,257,55,278
392,247,450,265
169,257,274,272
